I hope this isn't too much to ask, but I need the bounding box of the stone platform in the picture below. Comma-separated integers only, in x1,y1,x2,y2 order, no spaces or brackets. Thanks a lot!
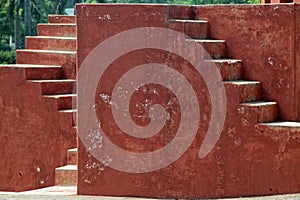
0,186,300,200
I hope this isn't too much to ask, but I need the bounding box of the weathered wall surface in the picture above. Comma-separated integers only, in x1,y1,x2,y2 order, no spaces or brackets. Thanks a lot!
196,4,300,121
76,4,300,198
171,4,300,121
78,4,300,121
0,67,75,191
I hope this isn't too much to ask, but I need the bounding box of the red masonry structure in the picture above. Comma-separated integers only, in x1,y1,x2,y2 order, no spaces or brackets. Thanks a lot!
76,4,300,198
0,3,300,199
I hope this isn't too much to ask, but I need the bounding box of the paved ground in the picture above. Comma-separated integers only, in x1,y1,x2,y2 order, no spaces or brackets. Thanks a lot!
0,186,300,200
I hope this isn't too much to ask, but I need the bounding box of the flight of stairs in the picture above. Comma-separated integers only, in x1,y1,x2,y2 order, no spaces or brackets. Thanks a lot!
168,19,279,122
55,148,77,185
2,13,299,190
49,16,299,186
170,19,300,125
19,15,78,186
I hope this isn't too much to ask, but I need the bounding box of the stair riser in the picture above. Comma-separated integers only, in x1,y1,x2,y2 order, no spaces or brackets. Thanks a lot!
199,42,226,59
67,150,77,165
26,37,76,51
257,104,278,122
59,112,75,131
56,121,77,148
241,104,278,123
185,22,208,39
40,82,75,95
214,62,242,81
55,96,76,110
48,15,76,24
25,68,64,80
169,21,208,39
225,83,262,103
55,170,77,186
16,51,76,70
60,111,76,127
238,84,262,102
38,24,76,37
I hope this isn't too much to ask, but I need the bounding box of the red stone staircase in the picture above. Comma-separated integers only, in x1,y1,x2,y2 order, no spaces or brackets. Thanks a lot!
1,12,299,193
34,15,300,186
168,19,279,122
39,15,78,186
18,15,78,186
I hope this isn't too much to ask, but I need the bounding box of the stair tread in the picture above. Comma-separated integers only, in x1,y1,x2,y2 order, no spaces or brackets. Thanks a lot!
260,121,300,127
241,101,277,106
187,39,225,43
39,23,76,26
224,80,260,85
44,94,76,98
17,49,76,54
0,64,61,68
56,165,77,171
169,19,208,23
28,79,75,83
26,36,77,40
59,109,77,112
68,148,77,152
209,59,242,63
48,15,76,24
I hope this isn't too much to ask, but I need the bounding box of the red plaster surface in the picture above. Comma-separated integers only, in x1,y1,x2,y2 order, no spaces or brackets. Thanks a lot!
26,37,76,52
16,50,76,79
75,4,300,198
48,15,76,24
0,15,77,192
260,0,293,3
0,67,76,191
38,24,77,37
188,4,300,121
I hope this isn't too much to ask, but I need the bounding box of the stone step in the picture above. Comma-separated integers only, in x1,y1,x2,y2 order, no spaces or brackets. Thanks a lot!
28,79,76,95
16,49,76,66
59,109,77,126
38,23,76,37
48,15,76,24
260,121,300,129
44,94,76,110
16,50,76,78
0,64,64,80
55,165,77,186
257,122,300,142
189,39,226,59
67,148,77,165
59,113,77,135
240,101,278,122
224,80,262,103
26,36,76,51
168,19,208,39
211,59,242,81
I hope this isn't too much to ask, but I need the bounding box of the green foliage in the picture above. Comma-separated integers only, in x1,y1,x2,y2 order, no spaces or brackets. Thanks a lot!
44,0,68,15
0,1,13,36
0,50,16,64
0,36,13,51
114,0,259,4
85,0,106,3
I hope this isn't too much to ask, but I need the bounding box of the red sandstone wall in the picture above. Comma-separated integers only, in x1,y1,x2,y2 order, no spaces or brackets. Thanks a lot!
171,4,300,121
0,67,75,191
78,4,300,121
76,4,300,198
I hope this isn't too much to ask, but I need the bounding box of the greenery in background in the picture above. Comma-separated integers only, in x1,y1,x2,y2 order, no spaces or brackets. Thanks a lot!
0,50,15,64
0,0,258,64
